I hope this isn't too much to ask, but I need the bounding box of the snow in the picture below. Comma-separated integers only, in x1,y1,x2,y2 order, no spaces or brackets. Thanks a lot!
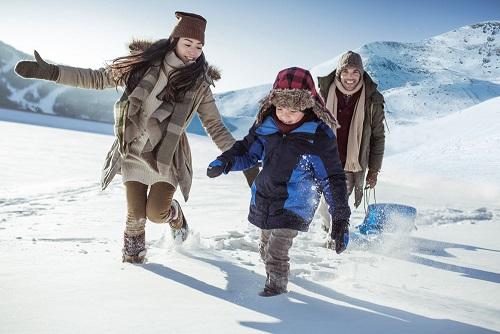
1,20,500,334
1,95,500,333
0,107,113,136
381,96,500,208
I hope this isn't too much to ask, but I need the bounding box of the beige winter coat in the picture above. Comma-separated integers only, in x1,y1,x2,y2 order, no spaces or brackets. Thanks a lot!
56,51,235,201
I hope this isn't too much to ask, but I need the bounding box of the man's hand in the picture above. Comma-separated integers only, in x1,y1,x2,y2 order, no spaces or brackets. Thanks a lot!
365,169,379,188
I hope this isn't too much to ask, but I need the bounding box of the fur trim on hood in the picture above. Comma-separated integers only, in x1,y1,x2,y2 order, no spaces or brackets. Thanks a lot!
256,89,338,130
127,38,221,81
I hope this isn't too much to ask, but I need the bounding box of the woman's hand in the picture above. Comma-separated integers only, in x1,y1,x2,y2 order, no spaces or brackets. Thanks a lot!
15,50,59,81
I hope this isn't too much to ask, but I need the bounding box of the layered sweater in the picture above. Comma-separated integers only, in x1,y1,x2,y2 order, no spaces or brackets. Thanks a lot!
121,52,184,185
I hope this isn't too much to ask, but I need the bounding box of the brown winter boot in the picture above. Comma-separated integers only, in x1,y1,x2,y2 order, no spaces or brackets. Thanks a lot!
259,285,288,297
259,273,288,297
167,199,189,242
122,218,147,263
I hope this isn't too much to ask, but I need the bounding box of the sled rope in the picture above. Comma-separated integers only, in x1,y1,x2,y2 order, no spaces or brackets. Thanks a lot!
363,187,377,214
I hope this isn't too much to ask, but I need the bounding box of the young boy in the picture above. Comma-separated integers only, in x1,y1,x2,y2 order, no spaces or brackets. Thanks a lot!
207,67,351,296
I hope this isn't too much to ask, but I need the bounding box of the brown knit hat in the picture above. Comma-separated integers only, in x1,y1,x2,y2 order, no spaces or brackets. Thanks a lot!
170,11,207,44
336,51,364,78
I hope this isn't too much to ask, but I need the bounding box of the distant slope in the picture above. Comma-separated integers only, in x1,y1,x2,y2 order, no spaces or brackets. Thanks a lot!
383,96,500,189
311,22,500,124
0,41,120,122
2,21,499,134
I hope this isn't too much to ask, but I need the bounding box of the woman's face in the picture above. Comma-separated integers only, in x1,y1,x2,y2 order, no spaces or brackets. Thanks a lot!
275,107,305,125
175,37,203,64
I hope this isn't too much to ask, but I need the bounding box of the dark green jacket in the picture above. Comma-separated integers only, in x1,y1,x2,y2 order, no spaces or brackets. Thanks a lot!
318,70,385,174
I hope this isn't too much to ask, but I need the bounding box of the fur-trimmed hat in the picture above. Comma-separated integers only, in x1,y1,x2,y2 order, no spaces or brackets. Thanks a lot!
170,11,207,44
257,67,338,128
336,51,364,78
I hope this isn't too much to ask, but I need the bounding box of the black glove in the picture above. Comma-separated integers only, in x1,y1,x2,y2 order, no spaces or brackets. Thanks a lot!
207,158,230,178
14,50,59,81
242,164,260,187
331,219,350,254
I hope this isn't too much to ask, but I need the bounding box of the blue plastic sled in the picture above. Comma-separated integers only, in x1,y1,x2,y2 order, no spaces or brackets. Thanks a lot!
357,203,417,236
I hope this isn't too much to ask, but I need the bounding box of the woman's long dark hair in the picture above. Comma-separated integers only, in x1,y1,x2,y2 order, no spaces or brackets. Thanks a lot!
107,38,207,102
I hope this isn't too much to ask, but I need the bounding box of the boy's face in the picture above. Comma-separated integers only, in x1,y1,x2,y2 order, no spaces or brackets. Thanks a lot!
340,67,361,91
275,107,305,125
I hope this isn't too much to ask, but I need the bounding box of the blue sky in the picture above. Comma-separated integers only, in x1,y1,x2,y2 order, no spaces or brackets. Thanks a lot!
1,0,498,93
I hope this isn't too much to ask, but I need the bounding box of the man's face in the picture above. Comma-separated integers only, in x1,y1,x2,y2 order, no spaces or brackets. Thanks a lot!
339,67,361,91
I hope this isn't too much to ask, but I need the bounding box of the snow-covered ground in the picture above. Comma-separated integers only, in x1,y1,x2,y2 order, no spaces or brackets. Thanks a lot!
1,95,499,333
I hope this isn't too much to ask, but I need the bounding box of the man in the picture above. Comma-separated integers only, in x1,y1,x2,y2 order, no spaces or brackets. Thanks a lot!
317,51,386,241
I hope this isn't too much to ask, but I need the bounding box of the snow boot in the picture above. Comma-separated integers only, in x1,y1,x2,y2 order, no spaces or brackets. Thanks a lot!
259,272,288,297
168,199,189,242
122,218,146,263
258,286,287,297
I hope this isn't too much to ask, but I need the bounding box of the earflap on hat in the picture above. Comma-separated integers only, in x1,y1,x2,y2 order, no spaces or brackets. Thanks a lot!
269,89,316,112
256,67,338,128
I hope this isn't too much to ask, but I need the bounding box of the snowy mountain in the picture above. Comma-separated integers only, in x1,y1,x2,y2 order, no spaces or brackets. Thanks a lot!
312,21,500,124
0,41,120,123
0,41,250,136
221,21,500,130
1,21,499,133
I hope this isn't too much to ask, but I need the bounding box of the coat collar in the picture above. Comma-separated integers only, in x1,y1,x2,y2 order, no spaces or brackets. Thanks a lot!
256,116,320,136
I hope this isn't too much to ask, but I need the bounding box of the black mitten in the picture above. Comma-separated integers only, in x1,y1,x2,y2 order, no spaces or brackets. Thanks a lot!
15,50,59,81
331,219,350,254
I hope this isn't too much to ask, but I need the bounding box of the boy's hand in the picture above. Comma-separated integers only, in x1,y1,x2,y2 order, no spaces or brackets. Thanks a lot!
207,159,228,178
330,219,349,254
15,50,59,81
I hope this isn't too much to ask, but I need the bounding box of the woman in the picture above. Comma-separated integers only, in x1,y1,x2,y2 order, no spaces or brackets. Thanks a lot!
15,11,258,263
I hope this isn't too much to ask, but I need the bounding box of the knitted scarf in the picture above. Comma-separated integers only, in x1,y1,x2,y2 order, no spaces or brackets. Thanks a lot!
120,52,204,175
325,77,365,172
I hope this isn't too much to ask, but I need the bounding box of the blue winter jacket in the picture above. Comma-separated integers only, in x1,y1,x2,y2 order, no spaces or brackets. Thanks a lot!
219,116,351,231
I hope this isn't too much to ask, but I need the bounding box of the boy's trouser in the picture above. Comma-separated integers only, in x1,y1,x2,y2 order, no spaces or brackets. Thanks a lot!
318,171,362,232
259,228,298,291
